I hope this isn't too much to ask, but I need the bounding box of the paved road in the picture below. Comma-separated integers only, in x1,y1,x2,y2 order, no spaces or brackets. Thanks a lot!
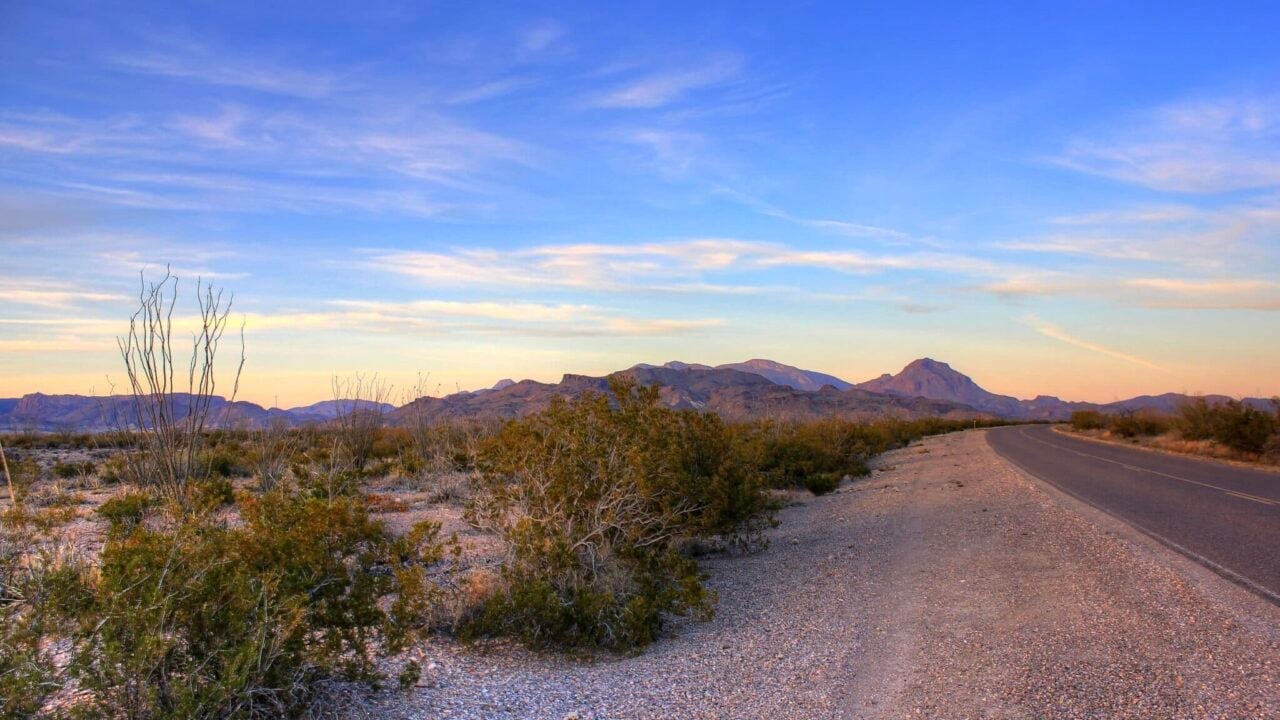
988,424,1280,605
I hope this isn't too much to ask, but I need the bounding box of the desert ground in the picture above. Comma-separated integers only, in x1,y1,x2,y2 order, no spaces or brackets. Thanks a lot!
346,429,1279,719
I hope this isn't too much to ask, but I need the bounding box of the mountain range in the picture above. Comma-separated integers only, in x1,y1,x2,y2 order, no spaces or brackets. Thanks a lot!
1,357,1272,432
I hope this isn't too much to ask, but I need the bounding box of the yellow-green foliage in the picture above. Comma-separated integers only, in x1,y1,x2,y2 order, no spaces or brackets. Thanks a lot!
463,388,996,650
1,506,85,717
736,416,995,494
1108,412,1171,438
1179,398,1278,454
465,378,773,650
1069,410,1106,431
13,490,450,719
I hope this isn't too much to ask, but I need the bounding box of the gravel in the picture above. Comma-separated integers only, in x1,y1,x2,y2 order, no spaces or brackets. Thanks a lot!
369,429,1280,719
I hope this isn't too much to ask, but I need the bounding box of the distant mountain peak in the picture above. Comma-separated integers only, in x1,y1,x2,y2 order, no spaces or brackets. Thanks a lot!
856,357,1022,416
632,361,712,371
906,357,949,370
715,359,853,392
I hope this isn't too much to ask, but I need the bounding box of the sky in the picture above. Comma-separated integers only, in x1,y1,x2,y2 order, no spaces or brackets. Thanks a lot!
1,1,1278,408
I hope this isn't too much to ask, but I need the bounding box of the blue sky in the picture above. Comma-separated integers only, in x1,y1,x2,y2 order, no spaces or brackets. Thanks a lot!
2,1,1278,406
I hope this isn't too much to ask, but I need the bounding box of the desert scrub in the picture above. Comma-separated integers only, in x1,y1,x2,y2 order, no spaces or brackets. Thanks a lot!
96,489,159,531
465,378,773,650
17,488,454,718
736,416,982,493
1108,412,1171,438
1069,410,1106,431
53,459,97,480
1,505,87,717
1179,398,1277,454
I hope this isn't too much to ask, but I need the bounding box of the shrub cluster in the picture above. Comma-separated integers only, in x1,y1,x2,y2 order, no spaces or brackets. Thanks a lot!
2,506,83,717
1069,409,1171,438
1068,410,1106,431
4,488,451,718
464,379,774,650
464,382,996,651
738,416,1002,494
1071,399,1280,457
1109,412,1172,438
1178,398,1279,454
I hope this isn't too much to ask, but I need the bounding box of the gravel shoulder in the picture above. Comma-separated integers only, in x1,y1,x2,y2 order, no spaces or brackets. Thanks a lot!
380,429,1280,719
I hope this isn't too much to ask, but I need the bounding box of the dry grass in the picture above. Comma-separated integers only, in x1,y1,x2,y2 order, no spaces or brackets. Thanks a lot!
1063,427,1280,468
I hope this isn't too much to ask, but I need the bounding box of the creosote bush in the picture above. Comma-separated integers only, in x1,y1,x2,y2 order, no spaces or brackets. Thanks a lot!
736,416,997,494
1109,412,1171,438
1178,398,1277,454
464,378,773,650
1069,410,1106,431
7,488,452,718
1,505,85,718
462,390,998,651
1074,399,1279,457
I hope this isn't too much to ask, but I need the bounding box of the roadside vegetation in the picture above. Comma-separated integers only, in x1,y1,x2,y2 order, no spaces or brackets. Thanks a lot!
1068,399,1280,465
0,271,1003,717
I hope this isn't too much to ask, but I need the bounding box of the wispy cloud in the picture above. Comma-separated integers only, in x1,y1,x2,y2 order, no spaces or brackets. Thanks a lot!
446,78,530,105
715,188,930,247
109,51,340,97
0,338,114,353
589,55,742,109
0,106,532,215
1053,96,1280,193
1127,277,1276,294
1000,198,1280,271
170,106,249,146
977,275,1087,298
1048,205,1200,226
245,301,720,338
1125,277,1280,310
976,272,1280,311
997,236,1161,261
0,296,721,355
611,128,706,176
0,280,120,308
1021,314,1163,370
370,238,1014,295
519,20,566,55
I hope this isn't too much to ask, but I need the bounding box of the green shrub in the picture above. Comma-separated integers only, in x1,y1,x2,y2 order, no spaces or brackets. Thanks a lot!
1,507,89,717
1070,410,1105,431
200,444,251,478
1110,413,1170,438
371,427,412,459
53,460,96,479
1210,402,1276,453
4,458,38,506
96,453,128,484
1179,398,1278,453
739,416,966,493
1264,434,1280,462
96,491,159,531
55,490,450,718
465,378,772,650
803,472,841,495
1178,398,1217,441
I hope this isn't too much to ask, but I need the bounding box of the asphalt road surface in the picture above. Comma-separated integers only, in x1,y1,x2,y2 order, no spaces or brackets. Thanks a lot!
988,424,1280,605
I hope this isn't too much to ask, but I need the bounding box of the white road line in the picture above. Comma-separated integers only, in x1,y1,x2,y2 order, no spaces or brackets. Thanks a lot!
1017,427,1280,507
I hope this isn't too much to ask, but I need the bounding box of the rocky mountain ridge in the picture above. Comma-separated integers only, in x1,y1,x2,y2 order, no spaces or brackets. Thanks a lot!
2,357,1272,431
